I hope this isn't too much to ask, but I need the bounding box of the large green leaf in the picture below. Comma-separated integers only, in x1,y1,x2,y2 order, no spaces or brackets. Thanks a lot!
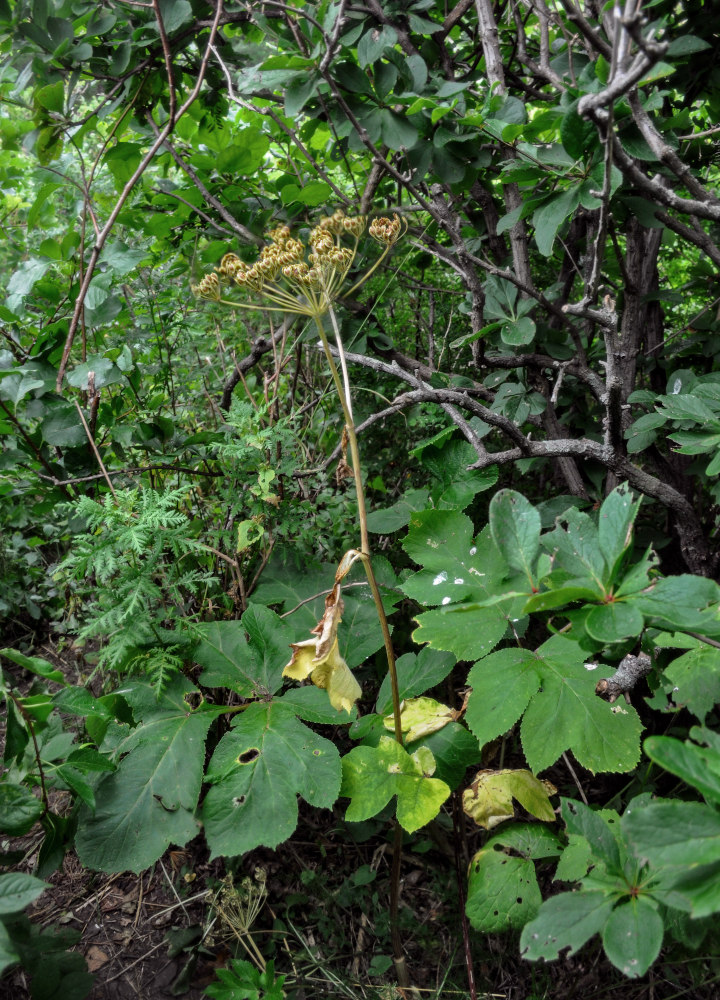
375,646,455,714
664,645,720,719
0,920,19,977
634,576,720,634
466,635,643,773
584,601,644,643
341,735,450,833
597,485,640,581
75,678,220,873
543,507,607,590
401,512,496,603
624,800,720,870
193,605,293,695
0,647,64,683
410,721,480,788
251,559,397,666
643,733,720,804
422,439,498,509
467,851,540,933
466,647,539,748
466,823,562,932
274,685,358,724
562,799,622,873
402,512,523,660
532,186,581,256
560,103,598,160
357,24,397,67
0,783,44,836
366,488,430,533
202,702,341,858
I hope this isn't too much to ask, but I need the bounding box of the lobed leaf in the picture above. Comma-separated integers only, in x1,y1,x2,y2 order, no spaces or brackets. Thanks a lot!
203,702,341,858
341,735,450,833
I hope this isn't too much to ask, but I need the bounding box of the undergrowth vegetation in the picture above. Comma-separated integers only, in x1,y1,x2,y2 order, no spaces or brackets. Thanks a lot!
3,2,720,998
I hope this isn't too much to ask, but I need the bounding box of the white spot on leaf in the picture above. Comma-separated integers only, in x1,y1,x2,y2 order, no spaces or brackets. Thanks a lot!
433,571,448,585
442,596,452,605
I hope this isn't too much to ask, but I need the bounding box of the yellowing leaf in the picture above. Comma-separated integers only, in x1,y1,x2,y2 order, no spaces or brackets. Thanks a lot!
341,735,450,832
284,637,361,714
383,696,456,742
463,769,557,830
283,554,364,714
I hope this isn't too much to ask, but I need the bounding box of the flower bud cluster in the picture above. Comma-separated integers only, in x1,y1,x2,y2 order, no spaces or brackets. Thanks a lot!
192,272,221,301
369,214,403,245
192,208,399,315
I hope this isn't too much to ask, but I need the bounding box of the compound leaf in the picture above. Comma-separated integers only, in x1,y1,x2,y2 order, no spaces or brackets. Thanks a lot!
466,647,540,748
402,513,523,659
520,636,643,773
664,646,720,721
467,636,642,773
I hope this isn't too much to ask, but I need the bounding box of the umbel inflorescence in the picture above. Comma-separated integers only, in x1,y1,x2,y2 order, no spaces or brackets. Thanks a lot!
192,209,405,318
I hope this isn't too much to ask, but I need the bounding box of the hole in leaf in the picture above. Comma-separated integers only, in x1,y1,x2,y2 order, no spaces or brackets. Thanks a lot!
232,795,246,807
238,748,260,764
517,897,523,904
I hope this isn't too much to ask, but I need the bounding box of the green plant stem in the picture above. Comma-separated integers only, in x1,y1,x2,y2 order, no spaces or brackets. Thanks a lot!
313,310,408,983
313,312,403,742
9,691,49,814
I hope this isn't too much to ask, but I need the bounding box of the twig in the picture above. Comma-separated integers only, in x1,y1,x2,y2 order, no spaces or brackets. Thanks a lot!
74,399,118,501
105,941,165,983
562,752,589,806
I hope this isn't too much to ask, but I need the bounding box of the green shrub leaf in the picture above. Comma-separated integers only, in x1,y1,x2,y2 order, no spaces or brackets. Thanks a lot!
602,898,664,978
202,702,341,858
75,678,218,873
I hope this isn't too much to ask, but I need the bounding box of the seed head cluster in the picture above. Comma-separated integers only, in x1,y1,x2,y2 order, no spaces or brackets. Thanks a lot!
192,209,404,318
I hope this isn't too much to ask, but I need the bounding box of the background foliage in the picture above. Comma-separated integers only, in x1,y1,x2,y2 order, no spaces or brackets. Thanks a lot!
3,0,720,996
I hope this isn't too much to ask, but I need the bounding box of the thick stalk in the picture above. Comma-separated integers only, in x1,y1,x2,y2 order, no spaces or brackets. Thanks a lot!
313,311,408,986
313,313,403,742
